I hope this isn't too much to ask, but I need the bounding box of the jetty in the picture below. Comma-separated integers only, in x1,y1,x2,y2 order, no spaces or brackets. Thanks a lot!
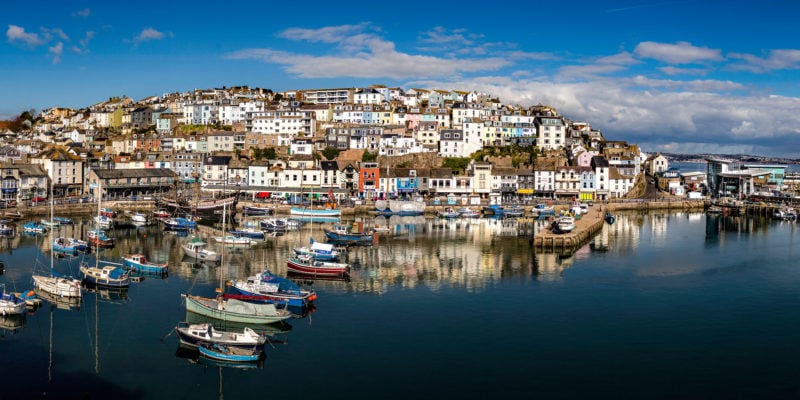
533,205,606,252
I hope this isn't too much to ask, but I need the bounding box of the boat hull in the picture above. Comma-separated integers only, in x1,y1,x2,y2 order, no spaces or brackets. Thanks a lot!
198,343,261,363
33,275,82,298
286,257,349,277
289,207,342,217
184,295,291,324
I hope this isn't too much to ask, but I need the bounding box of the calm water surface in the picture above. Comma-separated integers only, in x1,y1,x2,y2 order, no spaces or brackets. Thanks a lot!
1,212,799,399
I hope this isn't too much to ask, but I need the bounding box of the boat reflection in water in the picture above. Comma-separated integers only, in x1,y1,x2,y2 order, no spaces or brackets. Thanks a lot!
36,288,82,311
0,313,26,336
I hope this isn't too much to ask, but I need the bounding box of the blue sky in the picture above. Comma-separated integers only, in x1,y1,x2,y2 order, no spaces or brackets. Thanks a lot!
3,1,800,158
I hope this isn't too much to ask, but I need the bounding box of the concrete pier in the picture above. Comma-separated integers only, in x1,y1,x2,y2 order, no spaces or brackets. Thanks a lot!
533,205,606,252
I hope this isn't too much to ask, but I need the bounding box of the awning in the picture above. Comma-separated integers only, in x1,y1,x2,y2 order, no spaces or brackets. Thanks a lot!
517,189,533,194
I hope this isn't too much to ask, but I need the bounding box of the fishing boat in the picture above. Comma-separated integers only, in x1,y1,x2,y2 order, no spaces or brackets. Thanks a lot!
87,228,114,247
163,217,196,231
53,237,89,254
534,203,556,219
229,269,317,308
0,283,27,316
228,227,265,240
290,207,341,217
197,342,262,363
242,205,273,216
80,263,130,288
286,254,350,277
293,238,341,261
122,254,168,275
323,224,374,244
181,237,220,262
175,322,267,350
23,221,47,234
32,189,82,299
214,235,256,246
100,207,116,218
605,211,616,224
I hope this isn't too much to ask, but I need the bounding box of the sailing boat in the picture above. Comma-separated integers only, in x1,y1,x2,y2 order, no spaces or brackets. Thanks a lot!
80,195,131,288
87,181,115,248
32,181,82,298
183,198,292,325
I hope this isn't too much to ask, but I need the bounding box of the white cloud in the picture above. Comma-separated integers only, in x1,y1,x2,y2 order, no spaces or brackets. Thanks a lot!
634,41,723,64
49,42,63,64
134,27,169,43
729,49,800,72
6,24,44,47
659,66,709,76
230,25,511,79
71,31,95,54
43,27,69,42
75,8,91,17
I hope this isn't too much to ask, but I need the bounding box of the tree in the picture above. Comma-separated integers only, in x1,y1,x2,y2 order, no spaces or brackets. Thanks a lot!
252,147,264,160
263,147,277,160
321,147,340,160
442,157,471,171
362,149,377,162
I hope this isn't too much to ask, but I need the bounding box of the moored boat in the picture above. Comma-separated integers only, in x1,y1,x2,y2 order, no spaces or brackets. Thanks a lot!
122,254,168,275
293,238,340,261
87,228,114,247
323,224,374,244
163,217,197,231
229,269,317,308
214,235,256,246
80,263,131,288
286,254,350,277
605,211,616,224
289,207,342,217
181,237,220,262
0,284,26,316
175,322,267,349
242,205,273,216
197,342,262,363
184,294,292,325
228,228,265,240
53,237,89,254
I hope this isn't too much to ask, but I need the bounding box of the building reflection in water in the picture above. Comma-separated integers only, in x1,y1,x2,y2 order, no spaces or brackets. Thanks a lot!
11,211,784,295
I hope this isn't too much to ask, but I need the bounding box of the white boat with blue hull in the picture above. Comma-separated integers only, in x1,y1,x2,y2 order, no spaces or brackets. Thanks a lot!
229,269,317,308
293,238,340,261
0,284,26,316
53,237,89,254
290,207,342,217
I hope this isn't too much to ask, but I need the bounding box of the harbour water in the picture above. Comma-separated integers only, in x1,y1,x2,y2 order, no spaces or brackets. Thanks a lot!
1,212,799,399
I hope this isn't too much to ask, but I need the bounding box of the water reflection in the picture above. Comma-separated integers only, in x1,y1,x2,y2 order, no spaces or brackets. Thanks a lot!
4,212,796,296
